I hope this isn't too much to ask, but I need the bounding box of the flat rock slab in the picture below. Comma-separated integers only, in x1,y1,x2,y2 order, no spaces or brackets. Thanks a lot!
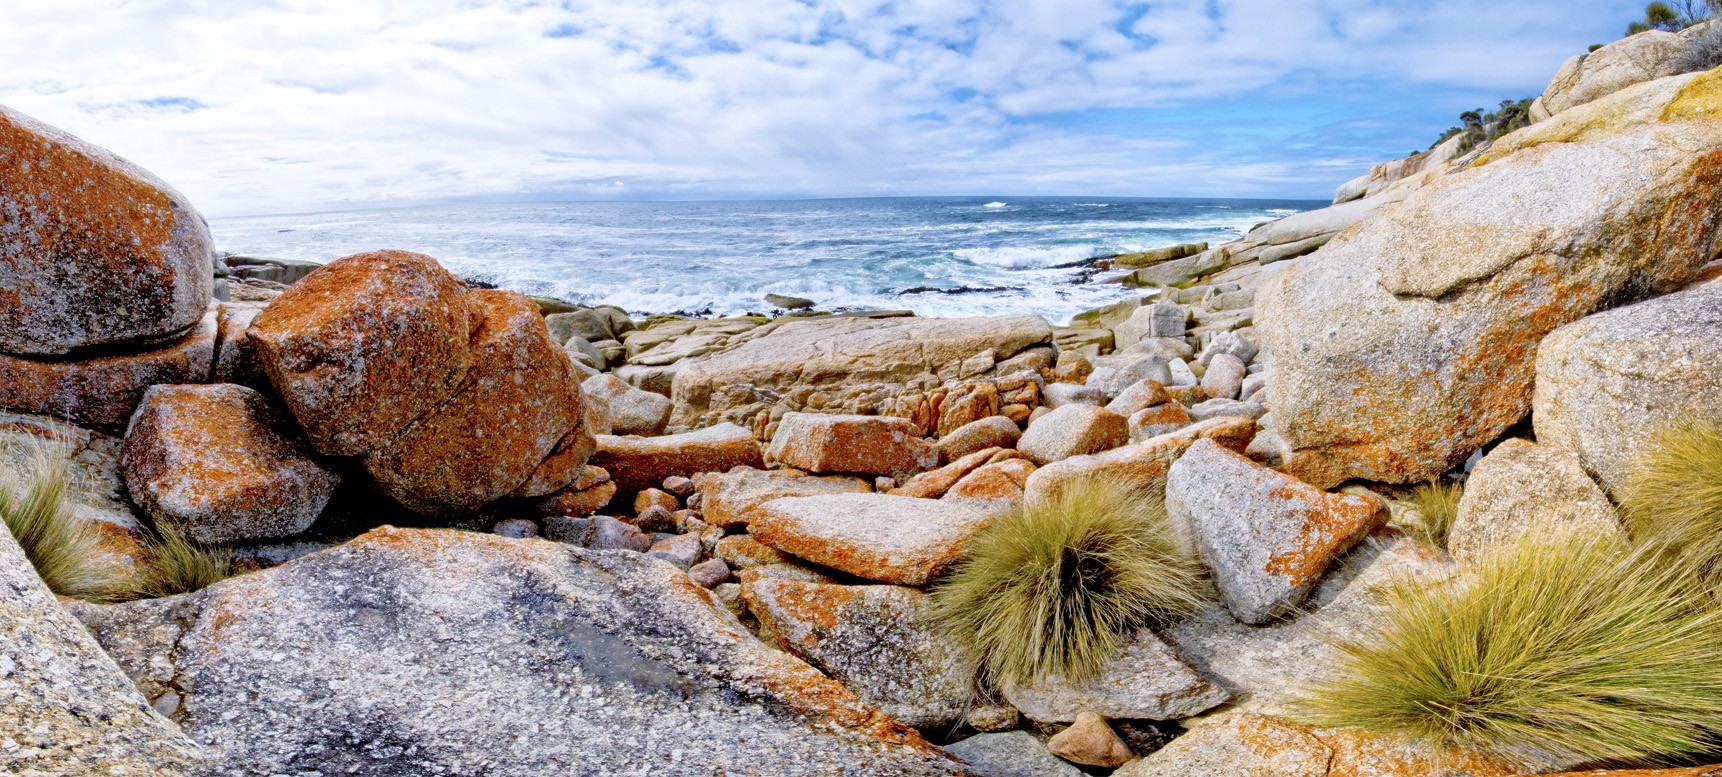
0,104,213,355
121,384,340,544
1023,416,1255,505
766,412,938,479
1001,628,1229,724
0,310,217,429
1114,711,1518,777
76,527,966,776
743,578,977,729
752,493,992,586
695,468,873,529
945,731,1084,777
1166,439,1387,624
591,423,763,493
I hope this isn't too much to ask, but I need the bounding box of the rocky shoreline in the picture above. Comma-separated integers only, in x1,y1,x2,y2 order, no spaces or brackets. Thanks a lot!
4,22,1722,777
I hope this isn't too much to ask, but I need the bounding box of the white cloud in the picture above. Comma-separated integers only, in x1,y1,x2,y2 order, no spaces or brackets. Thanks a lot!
0,0,1629,215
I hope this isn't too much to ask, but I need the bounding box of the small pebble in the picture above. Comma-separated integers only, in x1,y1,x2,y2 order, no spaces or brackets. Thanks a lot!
492,518,540,539
662,475,696,498
687,558,731,588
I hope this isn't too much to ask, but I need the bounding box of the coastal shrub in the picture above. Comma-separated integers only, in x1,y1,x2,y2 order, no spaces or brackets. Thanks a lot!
930,475,1209,688
1678,20,1722,72
1618,419,1722,586
0,441,130,601
1629,0,1715,35
1297,533,1722,767
1405,478,1463,549
139,524,233,598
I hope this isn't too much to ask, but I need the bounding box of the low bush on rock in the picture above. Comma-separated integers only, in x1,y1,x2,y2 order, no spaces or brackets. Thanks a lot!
931,475,1208,689
1405,478,1464,549
1619,419,1722,587
139,523,233,598
0,441,130,601
1298,533,1722,767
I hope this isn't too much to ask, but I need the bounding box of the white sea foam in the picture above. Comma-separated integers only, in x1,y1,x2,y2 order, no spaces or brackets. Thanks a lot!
953,244,1096,269
983,201,1007,208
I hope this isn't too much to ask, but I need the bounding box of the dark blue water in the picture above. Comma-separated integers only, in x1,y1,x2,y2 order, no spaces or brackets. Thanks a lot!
210,196,1321,324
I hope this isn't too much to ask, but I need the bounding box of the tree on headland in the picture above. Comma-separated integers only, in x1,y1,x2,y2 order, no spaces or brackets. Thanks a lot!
1430,99,1535,156
1626,0,1716,35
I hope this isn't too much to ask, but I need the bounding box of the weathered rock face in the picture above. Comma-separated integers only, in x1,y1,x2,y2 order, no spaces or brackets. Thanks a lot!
582,373,670,437
362,290,583,515
936,415,1022,462
1114,711,1517,777
765,412,939,479
943,456,1037,511
694,467,872,529
1001,629,1229,724
743,578,977,729
590,423,763,493
669,314,1052,429
1016,405,1129,465
0,513,207,774
751,493,992,586
1166,439,1386,624
246,250,477,457
0,310,217,429
1534,281,1722,496
1022,416,1256,504
1449,439,1624,563
1259,121,1722,488
1537,31,1688,117
945,731,1085,777
121,384,340,544
79,527,964,776
0,104,213,356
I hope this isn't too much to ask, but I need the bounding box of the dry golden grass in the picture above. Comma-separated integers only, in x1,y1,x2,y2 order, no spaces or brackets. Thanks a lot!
0,440,131,602
1405,478,1464,549
138,524,233,598
1618,419,1722,587
930,474,1209,688
1297,532,1722,767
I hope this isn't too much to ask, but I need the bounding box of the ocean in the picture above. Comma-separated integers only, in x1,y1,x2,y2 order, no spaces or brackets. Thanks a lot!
209,196,1323,325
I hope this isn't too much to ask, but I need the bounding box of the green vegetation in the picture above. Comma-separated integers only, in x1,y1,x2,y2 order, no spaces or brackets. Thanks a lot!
1298,533,1722,767
1430,99,1535,156
0,441,131,602
1404,478,1464,549
930,475,1208,688
1618,419,1722,587
1627,0,1714,35
138,524,234,598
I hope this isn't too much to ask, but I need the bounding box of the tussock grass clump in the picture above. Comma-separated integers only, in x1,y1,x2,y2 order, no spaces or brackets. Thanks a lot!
139,524,232,598
930,475,1208,688
1619,419,1722,585
1298,533,1722,767
0,441,130,601
1405,478,1464,549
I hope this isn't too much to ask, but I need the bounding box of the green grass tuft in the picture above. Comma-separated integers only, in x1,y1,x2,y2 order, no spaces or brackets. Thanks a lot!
930,474,1209,689
139,524,233,598
1618,419,1722,586
1296,532,1722,767
0,440,131,602
1405,478,1464,549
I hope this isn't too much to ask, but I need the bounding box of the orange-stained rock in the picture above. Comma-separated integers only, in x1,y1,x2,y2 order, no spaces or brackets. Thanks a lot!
765,412,938,480
1128,402,1192,440
936,381,1001,437
1116,712,1517,777
1524,768,1722,777
943,457,1037,511
693,467,872,530
121,384,340,544
935,415,1022,463
752,493,992,586
591,423,763,493
0,104,213,356
1166,439,1387,624
894,447,1021,499
212,302,269,392
535,478,617,517
0,310,217,429
363,290,583,515
507,424,598,499
246,250,477,457
1046,713,1135,768
634,488,680,514
1023,416,1255,504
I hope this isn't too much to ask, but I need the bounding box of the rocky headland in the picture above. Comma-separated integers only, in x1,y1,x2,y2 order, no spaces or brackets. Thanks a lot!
3,23,1722,777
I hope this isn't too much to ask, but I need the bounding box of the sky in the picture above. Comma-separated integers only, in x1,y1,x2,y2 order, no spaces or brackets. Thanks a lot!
0,0,1649,217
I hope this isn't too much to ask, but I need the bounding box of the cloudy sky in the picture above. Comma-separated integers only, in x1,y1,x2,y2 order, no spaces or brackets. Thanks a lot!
1,0,1644,216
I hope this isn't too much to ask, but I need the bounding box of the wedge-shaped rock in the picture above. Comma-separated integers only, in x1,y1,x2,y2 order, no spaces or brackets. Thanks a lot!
943,457,1036,512
363,290,583,515
0,310,217,429
1023,416,1255,504
1259,121,1722,488
1001,628,1228,724
247,250,476,456
766,412,938,479
122,384,340,543
743,578,977,729
0,505,207,774
1535,280,1722,496
591,422,763,493
752,493,991,586
0,104,213,355
1449,439,1624,563
76,527,965,776
936,415,1021,463
1166,439,1386,624
1017,404,1129,465
694,467,871,529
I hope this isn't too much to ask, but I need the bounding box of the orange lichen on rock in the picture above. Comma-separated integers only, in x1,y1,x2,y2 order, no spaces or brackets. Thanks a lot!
765,412,939,479
590,423,763,493
0,310,217,429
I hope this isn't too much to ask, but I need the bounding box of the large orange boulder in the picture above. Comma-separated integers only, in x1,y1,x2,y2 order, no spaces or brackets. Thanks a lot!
0,105,213,356
765,412,938,479
0,310,217,429
246,250,478,457
121,384,341,543
363,290,584,515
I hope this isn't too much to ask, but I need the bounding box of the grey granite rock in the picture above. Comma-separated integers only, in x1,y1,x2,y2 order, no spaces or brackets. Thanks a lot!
946,731,1084,777
1001,629,1228,724
1449,438,1625,563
